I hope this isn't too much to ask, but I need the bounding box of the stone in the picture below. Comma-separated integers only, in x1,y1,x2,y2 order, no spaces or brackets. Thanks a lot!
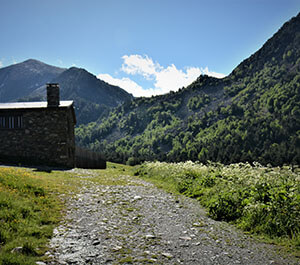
162,252,173,258
179,236,192,240
92,240,101,245
112,245,122,251
145,234,156,239
11,247,23,253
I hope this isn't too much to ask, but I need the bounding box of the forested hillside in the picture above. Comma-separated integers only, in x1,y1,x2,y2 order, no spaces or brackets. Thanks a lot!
76,13,300,166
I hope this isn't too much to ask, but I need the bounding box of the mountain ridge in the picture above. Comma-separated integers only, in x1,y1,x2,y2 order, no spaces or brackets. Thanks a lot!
76,12,300,166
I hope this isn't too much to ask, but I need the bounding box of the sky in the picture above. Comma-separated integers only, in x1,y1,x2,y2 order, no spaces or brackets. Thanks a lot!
0,0,299,97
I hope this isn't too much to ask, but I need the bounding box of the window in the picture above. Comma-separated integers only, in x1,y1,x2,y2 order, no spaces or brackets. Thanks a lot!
0,115,23,129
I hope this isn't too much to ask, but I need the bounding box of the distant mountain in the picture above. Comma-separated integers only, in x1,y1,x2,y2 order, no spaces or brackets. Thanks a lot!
76,12,300,166
0,59,65,102
0,59,133,124
25,67,134,124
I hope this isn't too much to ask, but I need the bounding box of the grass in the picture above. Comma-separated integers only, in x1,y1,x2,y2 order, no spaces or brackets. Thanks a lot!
0,166,80,264
135,161,300,255
0,162,138,264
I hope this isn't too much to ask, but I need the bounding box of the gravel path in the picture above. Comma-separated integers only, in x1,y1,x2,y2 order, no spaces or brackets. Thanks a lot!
45,170,299,265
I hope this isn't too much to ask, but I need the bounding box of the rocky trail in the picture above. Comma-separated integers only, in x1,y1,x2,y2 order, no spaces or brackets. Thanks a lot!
44,169,299,265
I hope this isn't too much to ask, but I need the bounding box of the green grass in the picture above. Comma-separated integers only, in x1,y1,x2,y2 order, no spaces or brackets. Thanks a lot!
0,166,80,264
135,161,300,255
0,162,138,264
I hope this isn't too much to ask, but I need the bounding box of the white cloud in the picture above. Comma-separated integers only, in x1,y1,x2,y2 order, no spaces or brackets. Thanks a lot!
98,73,157,97
98,54,226,97
121,54,226,94
154,64,203,94
121,54,161,79
0,61,3,68
201,66,226,79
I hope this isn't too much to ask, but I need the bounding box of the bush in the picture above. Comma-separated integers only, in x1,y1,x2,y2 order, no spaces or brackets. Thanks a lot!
126,157,140,166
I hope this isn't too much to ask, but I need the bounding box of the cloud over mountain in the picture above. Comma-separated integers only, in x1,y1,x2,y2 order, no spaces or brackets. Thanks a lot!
98,54,226,97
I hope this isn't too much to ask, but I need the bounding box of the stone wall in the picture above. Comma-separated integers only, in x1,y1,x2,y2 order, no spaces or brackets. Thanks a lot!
0,106,76,168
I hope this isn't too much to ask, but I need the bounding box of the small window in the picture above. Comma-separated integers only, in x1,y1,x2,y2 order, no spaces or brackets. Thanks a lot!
0,115,23,129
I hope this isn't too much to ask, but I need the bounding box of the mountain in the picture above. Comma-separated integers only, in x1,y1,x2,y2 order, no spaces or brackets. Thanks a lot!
25,67,133,124
76,12,300,166
0,59,133,124
0,59,65,102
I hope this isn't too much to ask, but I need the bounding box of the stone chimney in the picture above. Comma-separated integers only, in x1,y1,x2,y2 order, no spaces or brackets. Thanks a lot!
47,83,60,107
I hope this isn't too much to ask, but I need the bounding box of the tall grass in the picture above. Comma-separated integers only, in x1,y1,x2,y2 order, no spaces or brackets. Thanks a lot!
136,161,300,249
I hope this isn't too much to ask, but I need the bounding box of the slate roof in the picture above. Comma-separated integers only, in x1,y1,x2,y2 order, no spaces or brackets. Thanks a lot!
0,101,74,109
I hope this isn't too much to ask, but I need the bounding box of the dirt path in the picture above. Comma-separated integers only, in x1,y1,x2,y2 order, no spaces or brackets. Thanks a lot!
45,169,299,265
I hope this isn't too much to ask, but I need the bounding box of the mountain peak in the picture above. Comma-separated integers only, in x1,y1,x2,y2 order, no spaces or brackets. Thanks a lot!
0,59,66,102
22,59,44,64
67,66,90,74
20,59,66,72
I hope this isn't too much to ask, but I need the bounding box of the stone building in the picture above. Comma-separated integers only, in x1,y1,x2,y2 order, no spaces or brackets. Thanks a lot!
0,83,76,168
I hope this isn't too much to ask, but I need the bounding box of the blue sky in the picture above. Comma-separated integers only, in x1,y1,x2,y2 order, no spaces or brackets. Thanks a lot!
0,0,299,96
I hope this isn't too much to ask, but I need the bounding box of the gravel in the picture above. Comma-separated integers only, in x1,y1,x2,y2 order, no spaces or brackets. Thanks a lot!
44,171,299,264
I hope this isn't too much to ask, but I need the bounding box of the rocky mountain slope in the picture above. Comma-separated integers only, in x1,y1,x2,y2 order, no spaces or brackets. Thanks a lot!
76,12,300,166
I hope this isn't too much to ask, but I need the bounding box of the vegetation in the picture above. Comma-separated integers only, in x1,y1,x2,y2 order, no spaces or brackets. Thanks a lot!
76,13,300,166
135,161,300,250
0,167,79,264
0,163,138,264
1,161,299,262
